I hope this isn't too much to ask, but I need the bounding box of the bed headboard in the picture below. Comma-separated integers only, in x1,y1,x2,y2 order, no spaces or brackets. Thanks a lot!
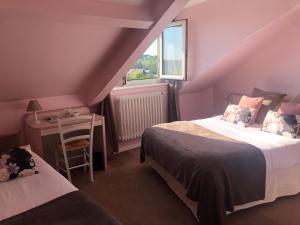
0,133,25,152
226,92,247,105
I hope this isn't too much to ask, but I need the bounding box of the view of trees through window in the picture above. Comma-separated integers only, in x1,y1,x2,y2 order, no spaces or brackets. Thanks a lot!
127,40,158,81
126,20,187,82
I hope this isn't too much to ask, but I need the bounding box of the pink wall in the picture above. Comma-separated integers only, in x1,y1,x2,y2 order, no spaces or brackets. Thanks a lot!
179,87,214,120
0,0,181,137
0,95,85,137
174,0,300,119
3,0,300,135
0,20,122,102
178,0,299,87
213,7,300,114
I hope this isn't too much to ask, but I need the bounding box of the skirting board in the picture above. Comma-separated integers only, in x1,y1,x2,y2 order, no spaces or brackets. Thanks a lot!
118,142,140,152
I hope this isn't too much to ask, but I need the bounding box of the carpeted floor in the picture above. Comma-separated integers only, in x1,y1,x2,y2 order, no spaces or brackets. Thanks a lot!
72,149,300,225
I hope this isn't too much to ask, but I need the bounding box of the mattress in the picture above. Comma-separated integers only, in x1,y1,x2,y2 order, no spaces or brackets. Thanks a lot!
146,116,300,215
141,119,268,225
193,116,300,171
148,156,300,213
0,145,77,221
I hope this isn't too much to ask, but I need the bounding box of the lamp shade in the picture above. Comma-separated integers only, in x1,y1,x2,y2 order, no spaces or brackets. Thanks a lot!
26,100,42,112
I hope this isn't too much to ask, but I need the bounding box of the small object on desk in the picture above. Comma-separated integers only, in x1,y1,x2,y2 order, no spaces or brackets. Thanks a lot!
64,109,80,117
72,112,80,117
46,116,59,123
26,100,43,124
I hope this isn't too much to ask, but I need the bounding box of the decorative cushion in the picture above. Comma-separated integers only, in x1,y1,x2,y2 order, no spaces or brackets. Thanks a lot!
222,104,257,127
262,111,299,138
251,88,287,123
238,95,264,123
278,102,300,115
0,147,38,183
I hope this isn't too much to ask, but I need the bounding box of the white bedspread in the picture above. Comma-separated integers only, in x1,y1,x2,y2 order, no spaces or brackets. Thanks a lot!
193,116,300,171
192,116,300,210
0,145,77,221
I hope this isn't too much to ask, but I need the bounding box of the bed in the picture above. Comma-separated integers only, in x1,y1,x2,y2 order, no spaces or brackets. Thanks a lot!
0,145,121,225
141,116,300,225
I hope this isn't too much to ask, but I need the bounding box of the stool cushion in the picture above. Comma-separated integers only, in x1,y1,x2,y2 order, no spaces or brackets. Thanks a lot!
58,140,90,152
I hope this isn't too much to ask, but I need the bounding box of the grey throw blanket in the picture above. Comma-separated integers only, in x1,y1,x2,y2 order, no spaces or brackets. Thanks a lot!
141,121,266,225
1,191,122,225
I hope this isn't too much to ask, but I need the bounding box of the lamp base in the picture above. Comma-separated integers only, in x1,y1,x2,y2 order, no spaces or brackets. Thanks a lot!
34,111,40,124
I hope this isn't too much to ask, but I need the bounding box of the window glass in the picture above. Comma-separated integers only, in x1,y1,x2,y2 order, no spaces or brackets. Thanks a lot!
162,25,183,76
127,40,158,81
160,20,187,80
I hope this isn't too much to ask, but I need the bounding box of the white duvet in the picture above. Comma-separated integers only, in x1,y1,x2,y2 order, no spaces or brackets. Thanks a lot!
193,116,300,171
192,116,300,210
0,145,77,221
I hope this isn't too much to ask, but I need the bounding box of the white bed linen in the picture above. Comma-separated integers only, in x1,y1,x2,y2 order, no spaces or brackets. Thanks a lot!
147,116,300,214
192,116,300,171
191,116,300,211
147,117,300,215
0,145,77,221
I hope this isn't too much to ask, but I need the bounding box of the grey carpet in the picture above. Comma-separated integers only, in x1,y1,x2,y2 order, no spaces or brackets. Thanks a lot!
72,149,300,225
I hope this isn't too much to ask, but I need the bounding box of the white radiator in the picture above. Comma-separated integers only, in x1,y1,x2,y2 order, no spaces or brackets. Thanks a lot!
116,92,164,142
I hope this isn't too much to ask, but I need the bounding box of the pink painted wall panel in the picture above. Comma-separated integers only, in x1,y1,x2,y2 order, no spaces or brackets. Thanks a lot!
179,87,214,120
0,95,84,136
0,20,121,101
174,0,300,119
177,0,300,89
213,10,300,114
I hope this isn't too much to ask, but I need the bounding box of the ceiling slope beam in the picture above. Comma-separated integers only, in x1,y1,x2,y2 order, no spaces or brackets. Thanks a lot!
87,0,191,105
184,0,209,9
0,9,153,29
0,0,153,29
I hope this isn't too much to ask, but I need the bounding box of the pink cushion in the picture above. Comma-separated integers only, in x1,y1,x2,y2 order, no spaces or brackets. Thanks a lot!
278,102,300,115
239,96,264,109
238,96,264,124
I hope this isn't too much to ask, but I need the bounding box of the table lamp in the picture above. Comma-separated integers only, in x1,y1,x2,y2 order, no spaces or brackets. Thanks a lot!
26,100,43,123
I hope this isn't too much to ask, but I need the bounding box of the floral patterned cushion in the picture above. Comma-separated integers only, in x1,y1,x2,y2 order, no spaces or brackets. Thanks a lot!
0,147,38,182
222,104,257,127
262,111,299,138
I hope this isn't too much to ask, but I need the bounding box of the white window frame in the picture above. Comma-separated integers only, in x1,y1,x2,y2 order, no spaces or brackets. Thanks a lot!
159,19,187,81
125,19,188,86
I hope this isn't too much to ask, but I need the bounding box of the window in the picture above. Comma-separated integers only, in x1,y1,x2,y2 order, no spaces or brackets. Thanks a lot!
160,20,187,80
125,20,187,84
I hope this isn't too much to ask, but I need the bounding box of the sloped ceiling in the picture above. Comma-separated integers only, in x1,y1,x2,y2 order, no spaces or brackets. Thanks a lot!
3,0,298,105
0,0,192,103
0,22,121,101
179,0,300,94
